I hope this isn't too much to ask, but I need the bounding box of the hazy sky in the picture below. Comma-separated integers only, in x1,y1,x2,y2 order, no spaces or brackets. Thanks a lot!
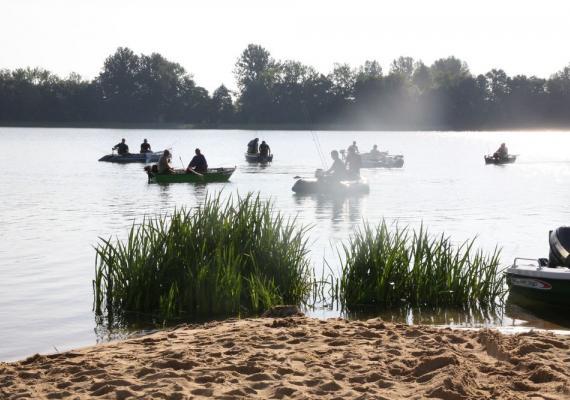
2,0,569,92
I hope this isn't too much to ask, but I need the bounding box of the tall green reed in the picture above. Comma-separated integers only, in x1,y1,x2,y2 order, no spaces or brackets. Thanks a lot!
94,193,312,320
339,221,505,309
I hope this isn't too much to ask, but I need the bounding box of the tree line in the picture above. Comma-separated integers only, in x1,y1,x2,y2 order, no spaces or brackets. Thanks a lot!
1,44,569,129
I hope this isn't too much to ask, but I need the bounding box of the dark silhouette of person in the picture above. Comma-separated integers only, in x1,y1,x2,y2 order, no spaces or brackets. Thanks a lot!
187,148,208,173
247,138,259,154
259,140,271,157
140,139,152,153
326,150,346,180
493,143,508,160
113,138,129,155
345,147,362,178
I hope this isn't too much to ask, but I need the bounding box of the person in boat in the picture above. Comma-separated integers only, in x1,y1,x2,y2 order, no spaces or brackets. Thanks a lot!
157,149,174,174
370,144,381,156
259,140,271,157
493,143,508,160
140,139,152,153
247,138,260,154
348,141,359,154
112,138,129,155
186,148,208,174
345,146,362,178
324,150,346,180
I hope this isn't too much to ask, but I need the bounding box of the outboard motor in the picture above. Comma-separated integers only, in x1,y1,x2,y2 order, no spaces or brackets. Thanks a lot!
548,227,570,267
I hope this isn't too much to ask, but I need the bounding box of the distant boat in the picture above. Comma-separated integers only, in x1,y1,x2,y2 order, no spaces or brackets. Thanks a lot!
506,227,570,306
484,155,517,165
99,151,163,163
245,153,273,163
144,167,235,184
360,152,404,168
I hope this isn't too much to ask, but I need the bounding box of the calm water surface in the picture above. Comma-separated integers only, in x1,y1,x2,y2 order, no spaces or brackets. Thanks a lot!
1,128,570,361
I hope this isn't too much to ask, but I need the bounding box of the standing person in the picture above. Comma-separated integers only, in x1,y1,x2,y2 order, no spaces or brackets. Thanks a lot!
493,143,508,160
112,138,129,155
247,138,259,154
345,146,362,178
140,139,152,153
259,140,271,157
157,149,174,174
187,148,208,174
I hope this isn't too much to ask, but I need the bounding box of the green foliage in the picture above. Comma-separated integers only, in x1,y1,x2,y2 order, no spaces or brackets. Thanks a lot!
2,44,570,128
93,194,312,320
339,221,505,309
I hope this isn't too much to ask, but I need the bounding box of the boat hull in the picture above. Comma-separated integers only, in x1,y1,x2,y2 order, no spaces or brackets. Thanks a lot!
361,155,404,168
484,155,517,165
99,152,162,163
245,153,273,163
292,178,369,195
147,168,235,184
506,260,570,306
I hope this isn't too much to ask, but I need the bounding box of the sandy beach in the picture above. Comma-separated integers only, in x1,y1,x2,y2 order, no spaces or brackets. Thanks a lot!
2,315,570,399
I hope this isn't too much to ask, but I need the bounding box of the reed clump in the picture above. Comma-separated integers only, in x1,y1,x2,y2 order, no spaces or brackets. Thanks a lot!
94,194,312,319
339,221,505,309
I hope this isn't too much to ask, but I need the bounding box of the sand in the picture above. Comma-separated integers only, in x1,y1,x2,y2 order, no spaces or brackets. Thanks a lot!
2,315,570,399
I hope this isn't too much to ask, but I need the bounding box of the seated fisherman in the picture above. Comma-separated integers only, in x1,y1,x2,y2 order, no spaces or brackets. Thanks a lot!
259,140,271,157
325,150,346,180
493,143,508,160
157,149,174,174
247,138,259,154
112,138,129,155
187,148,208,174
370,144,381,156
140,139,152,153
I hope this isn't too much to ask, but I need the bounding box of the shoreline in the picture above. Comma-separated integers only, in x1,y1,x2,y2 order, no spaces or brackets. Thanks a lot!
2,316,569,399
2,122,570,132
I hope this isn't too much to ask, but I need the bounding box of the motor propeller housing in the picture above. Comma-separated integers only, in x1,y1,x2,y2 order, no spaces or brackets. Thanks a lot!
548,227,570,267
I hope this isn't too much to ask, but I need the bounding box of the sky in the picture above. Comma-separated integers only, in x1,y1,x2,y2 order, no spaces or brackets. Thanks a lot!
1,0,569,92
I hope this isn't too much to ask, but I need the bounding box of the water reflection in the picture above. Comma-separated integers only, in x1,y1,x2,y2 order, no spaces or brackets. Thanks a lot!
342,304,504,327
294,194,364,226
504,294,570,330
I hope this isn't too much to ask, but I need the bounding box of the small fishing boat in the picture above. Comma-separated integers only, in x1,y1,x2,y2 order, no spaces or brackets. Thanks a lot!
484,155,517,165
145,166,236,184
292,170,369,195
361,152,404,168
99,151,163,163
245,153,273,163
506,227,570,305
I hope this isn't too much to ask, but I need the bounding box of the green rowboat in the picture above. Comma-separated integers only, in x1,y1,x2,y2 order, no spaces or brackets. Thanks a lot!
146,167,236,184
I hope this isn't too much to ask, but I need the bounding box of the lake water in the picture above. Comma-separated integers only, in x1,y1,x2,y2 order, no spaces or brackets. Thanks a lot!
1,128,570,361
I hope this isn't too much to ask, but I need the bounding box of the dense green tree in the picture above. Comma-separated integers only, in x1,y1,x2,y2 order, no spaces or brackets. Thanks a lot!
211,84,234,123
0,45,569,129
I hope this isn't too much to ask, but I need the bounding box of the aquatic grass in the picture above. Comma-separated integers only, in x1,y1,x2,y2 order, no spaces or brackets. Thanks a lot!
339,221,506,309
94,193,312,320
